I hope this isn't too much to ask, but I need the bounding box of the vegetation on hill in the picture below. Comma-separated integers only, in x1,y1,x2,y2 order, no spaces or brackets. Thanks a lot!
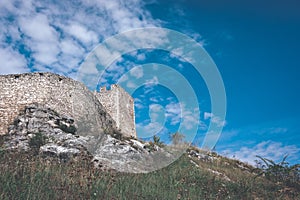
0,145,299,200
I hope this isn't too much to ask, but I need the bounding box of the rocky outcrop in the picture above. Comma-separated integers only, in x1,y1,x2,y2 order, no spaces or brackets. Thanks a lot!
1,103,176,173
3,103,92,159
91,134,175,173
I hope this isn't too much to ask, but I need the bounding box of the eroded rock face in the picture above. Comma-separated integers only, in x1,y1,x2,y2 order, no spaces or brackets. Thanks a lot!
3,103,91,159
91,134,176,173
1,104,177,173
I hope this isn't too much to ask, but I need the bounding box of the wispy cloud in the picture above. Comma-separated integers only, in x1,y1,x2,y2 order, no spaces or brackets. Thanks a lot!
0,0,159,75
130,66,144,79
0,47,28,74
254,127,289,135
204,112,226,127
165,102,203,131
222,141,300,165
165,102,181,125
136,103,166,138
134,97,145,109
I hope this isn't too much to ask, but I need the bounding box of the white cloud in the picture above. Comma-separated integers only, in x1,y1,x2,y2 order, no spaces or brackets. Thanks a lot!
136,53,146,61
204,112,213,120
258,127,288,134
145,76,159,86
0,0,14,13
130,66,144,79
165,102,181,125
97,0,157,32
181,108,201,130
0,0,159,75
60,39,85,57
134,97,145,109
18,13,60,66
165,102,201,130
223,141,300,166
149,104,164,121
19,14,58,42
136,121,164,138
150,103,163,112
211,116,226,127
269,127,288,134
67,23,98,46
126,81,137,88
128,51,146,61
0,47,28,74
118,74,128,83
204,112,226,127
136,103,166,138
149,96,164,103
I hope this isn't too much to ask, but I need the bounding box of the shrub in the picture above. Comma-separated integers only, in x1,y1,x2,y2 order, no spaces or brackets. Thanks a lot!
59,124,77,134
170,132,185,146
153,135,164,147
144,141,157,152
29,132,47,150
255,155,300,187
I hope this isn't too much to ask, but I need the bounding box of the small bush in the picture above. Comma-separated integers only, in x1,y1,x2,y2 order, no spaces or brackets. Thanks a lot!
170,132,185,146
13,118,20,126
59,124,77,134
109,129,132,141
153,135,165,148
144,141,158,152
29,132,47,150
255,155,300,187
110,129,124,140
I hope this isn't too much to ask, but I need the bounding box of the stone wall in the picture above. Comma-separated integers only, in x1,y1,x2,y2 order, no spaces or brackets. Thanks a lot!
0,72,117,136
95,85,136,138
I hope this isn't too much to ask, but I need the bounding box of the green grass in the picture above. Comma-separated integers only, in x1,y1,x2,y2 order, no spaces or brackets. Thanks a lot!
0,149,299,200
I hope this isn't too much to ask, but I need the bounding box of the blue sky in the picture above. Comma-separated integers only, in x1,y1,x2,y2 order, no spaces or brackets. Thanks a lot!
0,0,299,165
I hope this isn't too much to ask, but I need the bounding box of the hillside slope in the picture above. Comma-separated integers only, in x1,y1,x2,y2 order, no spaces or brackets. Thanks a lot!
0,104,299,199
0,149,299,199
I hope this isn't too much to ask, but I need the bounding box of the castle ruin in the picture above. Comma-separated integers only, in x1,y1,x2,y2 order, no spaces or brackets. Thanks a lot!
0,72,136,138
95,85,136,138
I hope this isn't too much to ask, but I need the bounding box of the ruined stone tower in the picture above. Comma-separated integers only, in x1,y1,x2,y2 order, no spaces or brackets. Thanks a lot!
0,73,136,138
94,85,136,138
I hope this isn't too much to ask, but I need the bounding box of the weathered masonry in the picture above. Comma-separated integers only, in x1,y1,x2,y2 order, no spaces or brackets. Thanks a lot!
95,85,136,138
0,72,136,138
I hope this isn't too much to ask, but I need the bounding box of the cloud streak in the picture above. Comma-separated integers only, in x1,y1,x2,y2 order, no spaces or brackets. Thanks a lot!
222,141,300,165
204,112,226,127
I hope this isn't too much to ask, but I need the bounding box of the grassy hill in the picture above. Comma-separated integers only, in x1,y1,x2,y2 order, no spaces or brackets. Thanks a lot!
0,147,299,200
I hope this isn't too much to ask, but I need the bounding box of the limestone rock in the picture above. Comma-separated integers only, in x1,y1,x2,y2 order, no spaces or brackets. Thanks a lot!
3,103,91,160
1,104,177,173
40,144,81,159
